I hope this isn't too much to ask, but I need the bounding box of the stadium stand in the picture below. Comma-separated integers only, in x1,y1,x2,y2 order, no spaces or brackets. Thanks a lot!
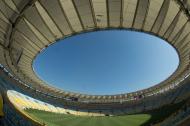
0,64,190,125
159,99,190,126
7,90,107,117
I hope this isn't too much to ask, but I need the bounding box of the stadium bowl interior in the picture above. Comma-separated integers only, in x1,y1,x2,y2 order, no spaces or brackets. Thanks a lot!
0,0,190,126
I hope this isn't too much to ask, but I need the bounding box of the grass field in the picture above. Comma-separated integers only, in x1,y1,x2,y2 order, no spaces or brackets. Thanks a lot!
25,101,184,126
25,109,151,126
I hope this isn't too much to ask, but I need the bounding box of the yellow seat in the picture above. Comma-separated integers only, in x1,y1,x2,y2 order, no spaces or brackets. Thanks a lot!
0,94,4,116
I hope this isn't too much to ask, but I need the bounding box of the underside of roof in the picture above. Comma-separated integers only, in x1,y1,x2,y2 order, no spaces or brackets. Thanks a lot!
0,0,190,101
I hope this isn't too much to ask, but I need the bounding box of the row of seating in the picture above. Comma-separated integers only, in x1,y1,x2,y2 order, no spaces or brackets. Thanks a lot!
1,62,190,104
5,81,190,117
7,90,105,117
0,93,41,126
1,62,190,118
160,100,190,126
1,66,190,116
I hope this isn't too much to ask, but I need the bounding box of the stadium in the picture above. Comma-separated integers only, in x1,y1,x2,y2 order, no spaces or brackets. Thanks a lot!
0,0,190,126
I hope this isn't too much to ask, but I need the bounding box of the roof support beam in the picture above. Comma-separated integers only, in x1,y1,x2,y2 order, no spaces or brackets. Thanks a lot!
7,0,38,48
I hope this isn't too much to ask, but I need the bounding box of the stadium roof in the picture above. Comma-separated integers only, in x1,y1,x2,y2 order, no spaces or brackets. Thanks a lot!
0,0,190,101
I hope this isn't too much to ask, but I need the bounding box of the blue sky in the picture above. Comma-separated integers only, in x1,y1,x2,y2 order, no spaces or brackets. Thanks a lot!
33,30,179,95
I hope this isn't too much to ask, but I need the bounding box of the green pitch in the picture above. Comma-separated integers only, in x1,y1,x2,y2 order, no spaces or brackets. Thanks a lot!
25,101,183,126
25,109,151,126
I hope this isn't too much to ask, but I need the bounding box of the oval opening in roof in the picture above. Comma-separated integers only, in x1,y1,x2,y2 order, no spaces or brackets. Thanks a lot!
33,30,179,95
